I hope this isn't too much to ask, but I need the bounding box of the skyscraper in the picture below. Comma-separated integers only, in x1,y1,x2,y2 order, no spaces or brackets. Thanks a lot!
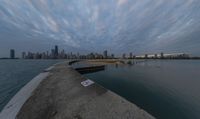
22,52,26,59
10,49,15,59
154,54,158,58
103,50,108,59
122,53,126,59
55,45,58,56
161,52,164,59
51,49,55,58
145,54,148,59
111,54,115,59
129,52,133,59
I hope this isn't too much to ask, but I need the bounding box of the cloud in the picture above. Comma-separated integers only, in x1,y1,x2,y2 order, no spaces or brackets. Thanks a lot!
117,0,128,6
0,0,200,57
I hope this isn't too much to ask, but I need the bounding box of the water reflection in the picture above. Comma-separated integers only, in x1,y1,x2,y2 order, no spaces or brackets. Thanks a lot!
84,60,200,119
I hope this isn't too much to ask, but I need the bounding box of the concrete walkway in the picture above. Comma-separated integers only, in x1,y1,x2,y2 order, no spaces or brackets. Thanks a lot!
16,62,155,119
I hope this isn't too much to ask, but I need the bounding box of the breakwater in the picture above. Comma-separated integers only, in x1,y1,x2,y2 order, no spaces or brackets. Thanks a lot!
0,61,155,119
75,65,105,74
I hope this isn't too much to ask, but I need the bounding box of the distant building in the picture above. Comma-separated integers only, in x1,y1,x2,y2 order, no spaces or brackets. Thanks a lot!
135,52,190,59
111,54,115,59
164,53,190,59
154,54,158,58
77,52,80,59
51,49,55,58
10,49,15,59
122,53,126,59
103,50,108,59
22,52,26,59
161,52,164,59
145,54,148,59
55,45,58,57
60,50,65,59
46,51,49,58
129,52,133,59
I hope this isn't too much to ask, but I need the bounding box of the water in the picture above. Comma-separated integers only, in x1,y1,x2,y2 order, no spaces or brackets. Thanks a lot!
0,59,63,112
84,60,200,119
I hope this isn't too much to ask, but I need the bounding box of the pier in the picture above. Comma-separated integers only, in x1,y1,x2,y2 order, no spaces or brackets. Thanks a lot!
0,61,155,119
75,65,105,74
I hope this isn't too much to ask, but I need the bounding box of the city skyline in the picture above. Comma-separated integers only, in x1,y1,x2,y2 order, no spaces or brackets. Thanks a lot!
1,0,200,57
0,45,195,60
3,45,116,59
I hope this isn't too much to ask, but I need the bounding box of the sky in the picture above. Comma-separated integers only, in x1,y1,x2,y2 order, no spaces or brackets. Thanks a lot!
0,0,200,57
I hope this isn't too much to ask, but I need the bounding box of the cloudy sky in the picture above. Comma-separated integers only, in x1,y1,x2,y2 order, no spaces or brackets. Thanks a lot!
0,0,200,57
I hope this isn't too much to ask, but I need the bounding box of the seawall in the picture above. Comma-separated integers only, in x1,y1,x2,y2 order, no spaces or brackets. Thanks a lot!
0,61,155,119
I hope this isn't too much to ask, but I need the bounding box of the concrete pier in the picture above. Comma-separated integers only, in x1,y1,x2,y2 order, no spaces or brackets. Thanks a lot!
4,61,155,119
75,65,105,74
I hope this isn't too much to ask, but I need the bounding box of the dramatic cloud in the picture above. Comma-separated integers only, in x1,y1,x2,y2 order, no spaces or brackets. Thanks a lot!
0,0,200,57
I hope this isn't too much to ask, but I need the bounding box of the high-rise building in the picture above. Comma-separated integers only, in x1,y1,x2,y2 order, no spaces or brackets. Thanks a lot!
77,52,80,59
10,49,15,59
161,52,164,59
46,51,49,58
22,52,26,59
122,53,126,59
129,52,133,59
55,45,58,56
51,49,55,58
154,54,158,58
61,50,65,59
111,54,115,59
145,54,148,59
103,50,108,59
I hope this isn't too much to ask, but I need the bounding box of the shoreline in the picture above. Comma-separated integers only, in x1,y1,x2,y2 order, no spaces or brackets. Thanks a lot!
0,72,49,119
0,61,155,119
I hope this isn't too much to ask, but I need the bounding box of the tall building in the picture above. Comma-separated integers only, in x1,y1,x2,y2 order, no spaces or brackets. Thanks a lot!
46,51,49,57
129,52,133,59
77,52,80,59
161,52,164,59
51,49,55,58
55,45,58,56
103,50,108,59
122,53,126,59
22,52,26,59
10,49,15,59
154,54,158,58
60,50,65,59
145,54,148,59
111,54,115,59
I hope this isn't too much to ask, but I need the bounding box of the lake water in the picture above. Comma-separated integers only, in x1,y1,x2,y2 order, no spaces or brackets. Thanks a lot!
0,59,62,112
84,60,200,119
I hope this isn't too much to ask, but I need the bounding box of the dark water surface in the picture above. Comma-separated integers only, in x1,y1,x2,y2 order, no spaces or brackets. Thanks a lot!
85,60,200,119
0,59,63,112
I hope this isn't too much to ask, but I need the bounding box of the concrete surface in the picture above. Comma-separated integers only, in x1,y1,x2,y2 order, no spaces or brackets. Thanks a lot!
0,72,49,119
16,62,155,119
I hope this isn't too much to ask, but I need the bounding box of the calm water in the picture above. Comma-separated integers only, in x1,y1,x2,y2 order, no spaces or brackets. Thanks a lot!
0,59,62,112
85,60,200,119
